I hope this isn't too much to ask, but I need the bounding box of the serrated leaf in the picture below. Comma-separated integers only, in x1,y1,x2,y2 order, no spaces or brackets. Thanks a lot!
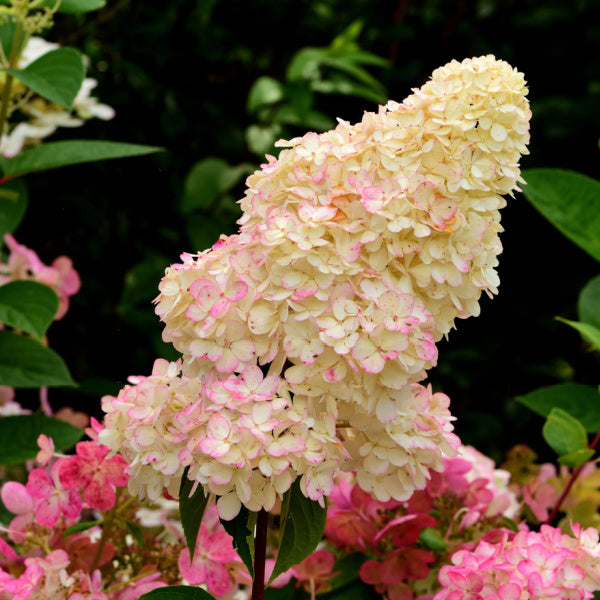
515,383,600,433
557,447,595,469
220,506,255,578
138,586,216,600
521,168,600,263
6,48,85,109
542,407,589,457
269,478,327,583
556,316,600,352
0,330,76,388
0,281,58,339
0,179,27,236
0,414,83,465
179,468,209,558
578,275,600,331
63,520,101,537
0,140,163,178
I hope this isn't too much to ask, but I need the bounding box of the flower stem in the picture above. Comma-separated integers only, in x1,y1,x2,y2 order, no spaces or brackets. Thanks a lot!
0,13,25,141
251,509,268,600
91,487,123,571
545,428,600,525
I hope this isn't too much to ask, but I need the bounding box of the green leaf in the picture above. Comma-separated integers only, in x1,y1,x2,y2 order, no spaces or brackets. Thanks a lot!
0,179,28,237
287,47,327,82
542,407,589,457
44,0,106,13
521,168,600,263
419,527,447,551
578,274,600,331
557,447,595,469
327,553,365,591
0,140,163,178
556,316,600,352
126,520,146,547
247,76,285,114
220,506,255,578
0,330,76,388
63,520,102,537
515,383,600,433
6,48,85,110
138,586,216,600
0,15,25,67
0,414,83,465
245,123,282,156
118,254,169,315
179,468,209,558
0,281,58,339
269,478,327,583
180,158,252,215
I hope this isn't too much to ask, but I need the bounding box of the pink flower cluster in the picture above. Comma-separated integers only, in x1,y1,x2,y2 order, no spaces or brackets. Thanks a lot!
436,525,600,600
103,56,531,519
0,233,81,320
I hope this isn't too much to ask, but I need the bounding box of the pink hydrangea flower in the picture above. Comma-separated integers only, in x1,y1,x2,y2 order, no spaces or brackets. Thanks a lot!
58,441,128,511
1,481,35,543
26,461,83,527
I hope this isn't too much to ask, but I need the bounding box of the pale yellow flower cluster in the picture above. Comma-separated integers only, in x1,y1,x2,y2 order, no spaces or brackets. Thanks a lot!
121,56,530,514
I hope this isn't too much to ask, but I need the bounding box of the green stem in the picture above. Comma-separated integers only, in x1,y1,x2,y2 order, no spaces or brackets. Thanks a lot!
251,509,268,600
91,487,123,571
0,13,25,141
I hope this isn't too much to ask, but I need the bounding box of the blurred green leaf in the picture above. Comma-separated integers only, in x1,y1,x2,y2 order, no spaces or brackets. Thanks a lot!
247,76,285,114
516,383,600,433
556,316,600,352
138,587,215,600
270,478,327,583
246,123,282,156
578,274,600,331
0,330,76,388
327,553,365,591
118,254,169,315
0,414,83,465
0,280,58,339
419,527,447,551
557,447,595,469
6,48,85,110
521,168,600,263
0,141,163,178
63,520,101,537
0,15,25,65
543,407,589,457
287,47,326,82
0,0,106,12
220,506,255,578
180,158,252,215
179,468,209,558
0,179,27,237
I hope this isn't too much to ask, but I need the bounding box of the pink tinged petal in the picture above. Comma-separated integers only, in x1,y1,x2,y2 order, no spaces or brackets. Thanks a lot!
189,339,222,362
207,529,239,563
61,489,83,520
85,478,116,511
199,437,231,458
0,536,18,561
35,496,61,527
178,548,206,584
497,582,522,600
185,302,208,322
206,562,233,596
26,469,54,498
209,413,231,439
1,481,34,514
209,297,230,318
231,339,255,362
227,280,248,301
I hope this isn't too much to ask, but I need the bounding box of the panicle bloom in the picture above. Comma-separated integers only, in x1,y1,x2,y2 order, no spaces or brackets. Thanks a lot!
435,524,600,600
104,55,530,519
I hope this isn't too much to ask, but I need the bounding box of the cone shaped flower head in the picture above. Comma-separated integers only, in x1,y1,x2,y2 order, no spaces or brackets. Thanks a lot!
102,55,530,520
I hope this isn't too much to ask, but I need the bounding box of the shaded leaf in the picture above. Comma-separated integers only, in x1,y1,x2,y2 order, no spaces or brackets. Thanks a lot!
247,76,284,114
0,0,105,12
521,168,600,263
0,414,83,465
419,527,446,551
515,383,600,433
0,330,76,388
6,48,85,109
543,407,589,457
0,140,163,178
220,506,255,578
138,587,215,600
179,468,209,557
270,478,327,583
578,274,600,331
556,316,600,352
0,179,27,237
0,281,58,339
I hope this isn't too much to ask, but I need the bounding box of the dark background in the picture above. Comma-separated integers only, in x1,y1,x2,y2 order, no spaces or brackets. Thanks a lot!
16,0,600,460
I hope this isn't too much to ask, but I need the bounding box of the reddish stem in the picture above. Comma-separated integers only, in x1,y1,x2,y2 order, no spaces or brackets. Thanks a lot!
251,509,268,600
545,428,600,525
